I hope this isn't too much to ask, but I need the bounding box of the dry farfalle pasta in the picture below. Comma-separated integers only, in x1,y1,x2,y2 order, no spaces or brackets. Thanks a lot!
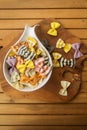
6,37,52,90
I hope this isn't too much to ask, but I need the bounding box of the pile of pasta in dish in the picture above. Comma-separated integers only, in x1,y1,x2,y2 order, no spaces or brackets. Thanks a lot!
6,37,51,89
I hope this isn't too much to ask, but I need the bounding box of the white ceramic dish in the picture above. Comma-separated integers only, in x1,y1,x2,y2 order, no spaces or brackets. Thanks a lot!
3,25,53,92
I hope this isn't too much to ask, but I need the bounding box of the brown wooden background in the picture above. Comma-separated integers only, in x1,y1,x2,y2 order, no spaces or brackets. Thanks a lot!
0,0,87,129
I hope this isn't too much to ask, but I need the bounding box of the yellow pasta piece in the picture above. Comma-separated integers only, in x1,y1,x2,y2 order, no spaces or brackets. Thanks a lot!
51,22,61,29
8,51,15,56
36,49,42,56
47,22,61,36
16,60,34,74
16,64,26,74
56,38,65,48
29,47,35,52
53,60,60,67
64,43,72,53
47,29,57,36
28,37,37,47
13,82,24,89
52,52,62,60
25,60,35,69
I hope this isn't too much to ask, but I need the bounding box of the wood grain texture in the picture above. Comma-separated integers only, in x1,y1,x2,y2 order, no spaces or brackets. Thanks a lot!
0,93,87,103
1,18,87,102
0,19,87,29
0,126,87,130
0,115,87,125
0,0,86,8
0,0,87,129
0,9,86,19
0,29,87,40
0,104,87,114
0,125,87,130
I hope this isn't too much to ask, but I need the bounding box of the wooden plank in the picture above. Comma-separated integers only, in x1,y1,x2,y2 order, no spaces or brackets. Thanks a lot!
0,92,87,103
0,19,87,29
0,104,87,114
0,126,87,130
82,71,87,81
0,30,22,44
82,64,87,71
0,86,3,92
0,9,86,19
82,65,87,71
0,115,87,125
81,40,87,44
67,29,87,39
0,29,87,40
0,0,86,9
81,82,87,92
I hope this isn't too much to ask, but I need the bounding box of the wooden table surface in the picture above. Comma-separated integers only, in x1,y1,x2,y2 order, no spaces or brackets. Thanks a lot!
0,0,87,130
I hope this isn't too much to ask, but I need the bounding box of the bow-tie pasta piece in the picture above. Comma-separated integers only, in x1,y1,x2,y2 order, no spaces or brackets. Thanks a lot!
6,56,17,76
61,80,71,88
53,60,60,67
29,46,35,53
16,60,35,74
16,56,24,66
6,56,16,67
56,39,72,53
16,64,26,74
8,51,16,57
64,43,72,53
72,43,83,58
25,68,36,77
52,52,62,67
37,48,47,57
12,82,24,89
56,39,65,48
51,22,61,29
40,66,51,76
59,88,67,96
60,57,74,68
34,57,51,76
47,22,61,36
47,29,57,36
11,71,20,83
28,37,37,48
17,45,36,61
59,80,71,96
9,67,18,76
20,73,45,86
11,45,19,54
25,60,35,68
52,52,62,60
36,49,42,56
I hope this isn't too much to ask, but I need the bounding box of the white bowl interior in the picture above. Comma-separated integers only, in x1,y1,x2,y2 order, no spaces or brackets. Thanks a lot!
3,25,52,92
